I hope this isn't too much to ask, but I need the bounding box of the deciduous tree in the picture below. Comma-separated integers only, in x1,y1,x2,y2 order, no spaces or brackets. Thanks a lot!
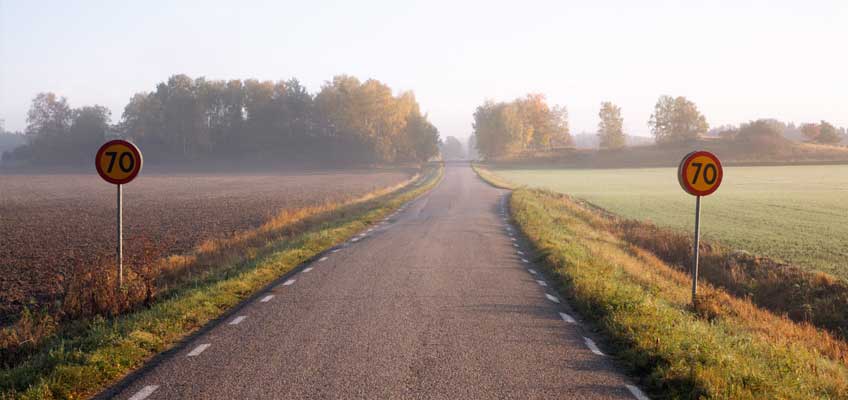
648,95,708,144
597,102,625,149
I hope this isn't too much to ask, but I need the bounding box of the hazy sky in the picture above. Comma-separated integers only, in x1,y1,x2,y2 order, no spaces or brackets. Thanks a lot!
1,0,846,139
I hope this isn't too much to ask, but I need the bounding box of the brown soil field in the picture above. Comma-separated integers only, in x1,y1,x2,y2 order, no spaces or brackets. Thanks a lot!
0,169,413,323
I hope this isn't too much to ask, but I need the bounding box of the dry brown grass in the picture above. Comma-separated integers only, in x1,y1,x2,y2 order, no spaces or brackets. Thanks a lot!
557,195,848,364
610,214,848,340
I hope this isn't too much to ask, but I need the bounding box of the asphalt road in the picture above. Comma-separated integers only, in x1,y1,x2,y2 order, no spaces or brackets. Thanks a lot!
108,163,646,400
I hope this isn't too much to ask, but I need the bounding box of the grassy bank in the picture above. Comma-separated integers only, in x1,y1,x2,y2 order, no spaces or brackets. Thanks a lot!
470,163,517,190
508,188,848,399
0,164,443,399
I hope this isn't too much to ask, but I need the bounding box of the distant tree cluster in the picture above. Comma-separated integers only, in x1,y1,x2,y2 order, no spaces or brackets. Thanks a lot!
471,94,571,159
439,136,465,160
4,74,440,165
706,119,846,148
648,95,709,144
2,93,112,164
800,121,842,145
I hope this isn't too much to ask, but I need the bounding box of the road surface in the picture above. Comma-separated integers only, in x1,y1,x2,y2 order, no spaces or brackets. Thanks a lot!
106,163,644,400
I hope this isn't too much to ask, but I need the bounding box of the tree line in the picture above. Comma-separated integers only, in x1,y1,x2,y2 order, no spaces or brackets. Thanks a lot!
3,74,440,165
471,94,572,159
472,94,846,158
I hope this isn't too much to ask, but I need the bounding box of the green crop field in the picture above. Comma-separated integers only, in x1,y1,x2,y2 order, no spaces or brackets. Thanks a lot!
493,164,848,280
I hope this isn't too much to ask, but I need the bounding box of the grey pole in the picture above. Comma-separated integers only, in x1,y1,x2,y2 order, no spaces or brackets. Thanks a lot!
691,195,701,305
117,183,123,290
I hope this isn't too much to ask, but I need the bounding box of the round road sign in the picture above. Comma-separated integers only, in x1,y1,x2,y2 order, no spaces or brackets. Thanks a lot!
95,140,143,184
678,150,722,196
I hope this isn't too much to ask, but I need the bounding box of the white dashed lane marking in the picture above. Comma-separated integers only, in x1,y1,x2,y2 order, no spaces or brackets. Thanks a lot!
626,384,650,400
283,279,296,286
517,251,524,255
128,385,159,400
303,267,314,273
521,258,529,263
510,238,517,242
559,312,576,323
332,249,341,253
512,243,519,248
187,343,211,357
584,337,604,355
229,316,246,325
260,295,274,302
545,293,560,303
319,256,328,262
536,280,547,287
528,269,537,275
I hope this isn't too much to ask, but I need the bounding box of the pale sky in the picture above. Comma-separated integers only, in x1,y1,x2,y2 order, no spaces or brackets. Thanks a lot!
1,0,846,139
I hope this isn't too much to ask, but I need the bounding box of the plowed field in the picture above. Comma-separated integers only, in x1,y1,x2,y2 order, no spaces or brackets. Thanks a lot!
0,169,412,322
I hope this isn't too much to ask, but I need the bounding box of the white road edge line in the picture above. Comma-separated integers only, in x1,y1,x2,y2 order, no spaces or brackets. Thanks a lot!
187,343,211,357
303,267,314,273
283,279,296,286
625,384,650,400
319,256,328,262
536,280,547,287
260,295,274,302
559,312,576,323
584,337,604,355
545,293,560,303
128,385,159,400
229,316,246,325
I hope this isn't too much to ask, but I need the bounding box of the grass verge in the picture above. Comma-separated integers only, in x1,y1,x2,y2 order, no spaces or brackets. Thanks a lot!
0,164,443,399
470,163,518,189
472,166,848,398
476,166,848,340
509,188,848,399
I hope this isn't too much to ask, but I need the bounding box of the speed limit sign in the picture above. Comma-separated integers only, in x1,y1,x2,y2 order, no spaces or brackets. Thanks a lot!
677,150,723,307
95,140,143,184
95,139,142,290
678,151,723,196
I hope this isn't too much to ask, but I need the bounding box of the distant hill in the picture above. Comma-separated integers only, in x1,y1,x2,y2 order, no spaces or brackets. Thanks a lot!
572,132,654,149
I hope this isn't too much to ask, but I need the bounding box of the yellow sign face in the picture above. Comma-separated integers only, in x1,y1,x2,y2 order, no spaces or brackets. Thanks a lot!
95,140,143,184
678,151,723,196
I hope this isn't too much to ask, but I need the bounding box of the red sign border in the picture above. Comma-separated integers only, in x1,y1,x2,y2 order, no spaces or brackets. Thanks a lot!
95,140,143,185
678,150,723,197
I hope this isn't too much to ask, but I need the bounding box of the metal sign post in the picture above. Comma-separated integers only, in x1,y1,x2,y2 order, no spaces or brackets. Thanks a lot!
677,151,723,306
691,195,701,305
117,184,123,289
96,140,142,291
